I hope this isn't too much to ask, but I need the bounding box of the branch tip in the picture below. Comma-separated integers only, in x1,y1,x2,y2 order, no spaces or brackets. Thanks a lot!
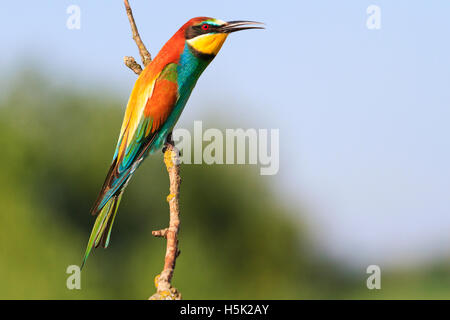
124,56,143,75
124,0,152,68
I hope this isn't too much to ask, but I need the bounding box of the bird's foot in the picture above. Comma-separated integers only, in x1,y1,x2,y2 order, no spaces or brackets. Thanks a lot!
162,132,175,153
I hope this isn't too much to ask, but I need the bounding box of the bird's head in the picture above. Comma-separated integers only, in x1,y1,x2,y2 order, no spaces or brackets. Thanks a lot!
183,17,264,58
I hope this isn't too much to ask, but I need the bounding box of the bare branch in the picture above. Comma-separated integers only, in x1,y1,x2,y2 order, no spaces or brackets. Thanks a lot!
124,0,152,69
149,141,182,300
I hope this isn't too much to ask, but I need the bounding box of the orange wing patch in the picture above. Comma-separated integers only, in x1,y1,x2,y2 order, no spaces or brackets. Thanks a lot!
144,78,178,135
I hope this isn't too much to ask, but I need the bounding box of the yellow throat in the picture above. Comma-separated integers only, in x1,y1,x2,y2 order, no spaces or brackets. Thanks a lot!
187,33,229,56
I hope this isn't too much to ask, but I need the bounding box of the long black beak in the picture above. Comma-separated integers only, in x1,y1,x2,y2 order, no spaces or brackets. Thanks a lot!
221,20,265,33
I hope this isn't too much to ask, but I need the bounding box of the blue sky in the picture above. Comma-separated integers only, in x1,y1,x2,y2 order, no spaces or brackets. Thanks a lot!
1,1,450,268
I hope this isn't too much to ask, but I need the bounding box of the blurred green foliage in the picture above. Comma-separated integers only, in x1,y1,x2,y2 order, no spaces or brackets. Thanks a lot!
0,71,449,299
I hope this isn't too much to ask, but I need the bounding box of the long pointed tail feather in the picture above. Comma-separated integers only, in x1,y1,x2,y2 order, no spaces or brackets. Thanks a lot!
81,191,123,269
82,129,158,269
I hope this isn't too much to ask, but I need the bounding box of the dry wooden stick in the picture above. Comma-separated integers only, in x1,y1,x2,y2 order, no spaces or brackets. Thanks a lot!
122,0,182,300
149,141,182,300
124,56,143,75
123,0,152,73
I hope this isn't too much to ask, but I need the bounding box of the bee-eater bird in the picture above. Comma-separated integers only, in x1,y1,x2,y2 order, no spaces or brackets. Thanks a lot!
81,17,263,268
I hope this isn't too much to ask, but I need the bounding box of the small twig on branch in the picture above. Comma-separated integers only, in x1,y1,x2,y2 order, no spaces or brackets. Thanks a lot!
124,56,143,75
152,228,169,238
149,139,182,300
124,0,152,69
122,1,182,300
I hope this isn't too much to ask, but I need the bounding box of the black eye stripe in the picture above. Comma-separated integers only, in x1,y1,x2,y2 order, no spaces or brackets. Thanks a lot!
185,23,220,39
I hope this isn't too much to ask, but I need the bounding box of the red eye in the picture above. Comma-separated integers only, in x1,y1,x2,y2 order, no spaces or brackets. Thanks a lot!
201,24,209,31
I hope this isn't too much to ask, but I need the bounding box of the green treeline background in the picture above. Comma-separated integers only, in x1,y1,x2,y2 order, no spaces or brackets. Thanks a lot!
0,71,449,299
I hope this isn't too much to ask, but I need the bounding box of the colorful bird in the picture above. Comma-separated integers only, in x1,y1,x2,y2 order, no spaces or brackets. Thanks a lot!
82,17,263,268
